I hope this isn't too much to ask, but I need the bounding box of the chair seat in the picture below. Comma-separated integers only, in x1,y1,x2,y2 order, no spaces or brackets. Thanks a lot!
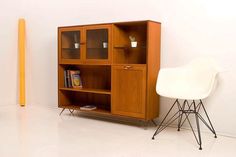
157,85,210,100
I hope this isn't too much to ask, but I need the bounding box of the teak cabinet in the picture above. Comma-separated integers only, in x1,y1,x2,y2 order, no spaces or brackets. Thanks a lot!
58,20,161,121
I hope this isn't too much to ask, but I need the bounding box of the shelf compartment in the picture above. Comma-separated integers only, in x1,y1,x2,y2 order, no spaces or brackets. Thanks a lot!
113,23,147,64
59,90,111,113
59,87,111,95
59,104,111,115
59,64,111,91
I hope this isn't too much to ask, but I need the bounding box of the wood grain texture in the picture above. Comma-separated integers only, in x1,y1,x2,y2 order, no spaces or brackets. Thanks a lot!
145,21,161,120
111,65,146,118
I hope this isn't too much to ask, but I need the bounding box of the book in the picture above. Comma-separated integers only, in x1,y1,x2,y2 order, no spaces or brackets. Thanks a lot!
64,70,68,88
80,105,97,111
66,70,72,88
70,70,82,88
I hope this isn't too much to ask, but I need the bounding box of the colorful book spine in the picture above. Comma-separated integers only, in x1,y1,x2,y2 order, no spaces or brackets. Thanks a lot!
70,70,82,88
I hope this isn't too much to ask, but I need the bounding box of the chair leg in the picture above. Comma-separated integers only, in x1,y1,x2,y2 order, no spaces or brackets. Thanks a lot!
200,100,217,138
194,100,202,150
152,99,179,139
178,101,194,129
152,99,216,150
177,100,186,131
177,112,183,131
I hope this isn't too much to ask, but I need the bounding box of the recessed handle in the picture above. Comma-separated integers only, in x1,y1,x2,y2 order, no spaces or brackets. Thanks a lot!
123,65,132,70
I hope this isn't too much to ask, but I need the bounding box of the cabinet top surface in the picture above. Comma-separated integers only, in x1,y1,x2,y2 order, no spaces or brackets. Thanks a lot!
58,20,161,29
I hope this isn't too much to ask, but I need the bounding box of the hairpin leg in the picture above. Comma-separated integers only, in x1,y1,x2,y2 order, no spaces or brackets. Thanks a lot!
59,108,65,115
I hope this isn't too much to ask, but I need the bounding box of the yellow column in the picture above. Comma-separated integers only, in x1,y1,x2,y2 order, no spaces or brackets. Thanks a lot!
18,18,26,106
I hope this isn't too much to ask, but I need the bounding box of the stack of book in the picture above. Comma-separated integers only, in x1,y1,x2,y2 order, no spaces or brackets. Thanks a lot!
64,70,82,88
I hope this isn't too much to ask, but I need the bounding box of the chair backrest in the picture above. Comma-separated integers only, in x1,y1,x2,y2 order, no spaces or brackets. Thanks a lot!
187,58,219,91
156,58,219,99
188,58,219,76
184,58,219,98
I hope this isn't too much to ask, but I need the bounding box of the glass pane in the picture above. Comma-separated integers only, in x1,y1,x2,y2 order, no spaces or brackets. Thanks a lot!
86,29,108,59
61,31,81,59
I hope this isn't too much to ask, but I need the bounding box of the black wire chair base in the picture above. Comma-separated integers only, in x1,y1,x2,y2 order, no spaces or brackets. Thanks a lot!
152,99,217,150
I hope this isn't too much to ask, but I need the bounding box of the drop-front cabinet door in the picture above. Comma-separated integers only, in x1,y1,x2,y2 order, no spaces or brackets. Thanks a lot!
112,65,146,118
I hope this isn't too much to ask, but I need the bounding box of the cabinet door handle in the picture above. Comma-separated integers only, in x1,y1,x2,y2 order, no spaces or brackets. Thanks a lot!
123,65,132,69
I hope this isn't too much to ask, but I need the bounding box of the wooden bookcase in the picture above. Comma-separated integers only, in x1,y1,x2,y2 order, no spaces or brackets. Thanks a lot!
58,20,161,121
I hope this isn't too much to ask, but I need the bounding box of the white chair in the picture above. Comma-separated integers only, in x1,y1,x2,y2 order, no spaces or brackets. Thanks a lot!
152,58,218,150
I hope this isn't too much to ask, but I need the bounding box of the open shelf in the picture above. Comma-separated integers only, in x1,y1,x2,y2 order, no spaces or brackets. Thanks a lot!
113,23,147,64
59,87,111,95
59,64,111,90
59,90,111,113
59,104,111,115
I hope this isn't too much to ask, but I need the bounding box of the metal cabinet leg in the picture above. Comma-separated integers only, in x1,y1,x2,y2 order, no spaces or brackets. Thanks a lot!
59,108,65,115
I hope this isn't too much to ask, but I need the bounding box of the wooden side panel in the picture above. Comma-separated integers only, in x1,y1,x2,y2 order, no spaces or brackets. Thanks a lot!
146,21,161,120
111,65,146,119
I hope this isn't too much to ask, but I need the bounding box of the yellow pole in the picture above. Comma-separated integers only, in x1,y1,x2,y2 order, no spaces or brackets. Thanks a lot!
18,18,26,106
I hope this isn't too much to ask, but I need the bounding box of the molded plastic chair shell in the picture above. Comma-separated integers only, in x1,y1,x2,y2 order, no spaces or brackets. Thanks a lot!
156,58,219,100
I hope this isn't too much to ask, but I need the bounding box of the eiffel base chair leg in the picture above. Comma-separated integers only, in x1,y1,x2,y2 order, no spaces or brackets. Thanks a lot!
152,99,217,150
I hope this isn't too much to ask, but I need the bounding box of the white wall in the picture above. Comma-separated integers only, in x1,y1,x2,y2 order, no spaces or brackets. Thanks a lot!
0,1,20,105
1,0,236,136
